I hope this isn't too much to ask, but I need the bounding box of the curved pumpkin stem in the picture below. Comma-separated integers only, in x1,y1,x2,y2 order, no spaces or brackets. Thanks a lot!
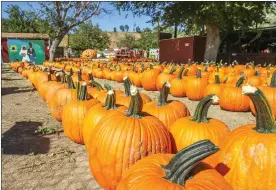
47,72,51,81
236,76,245,87
270,70,276,88
191,95,218,123
104,83,112,91
177,67,185,79
196,69,202,78
78,83,88,101
162,140,219,186
254,71,260,76
242,85,276,133
183,68,189,76
125,85,143,119
103,90,117,110
169,66,176,74
91,80,104,91
157,82,170,106
222,77,228,84
214,75,220,84
56,73,61,82
61,70,66,83
77,69,82,81
123,77,132,97
67,75,75,89
69,68,73,76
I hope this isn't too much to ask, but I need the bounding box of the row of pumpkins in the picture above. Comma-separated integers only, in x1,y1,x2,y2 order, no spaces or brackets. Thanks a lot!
11,61,276,190
42,60,276,117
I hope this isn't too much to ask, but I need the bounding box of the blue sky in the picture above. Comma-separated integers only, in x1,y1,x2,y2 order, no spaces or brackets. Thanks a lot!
1,1,154,32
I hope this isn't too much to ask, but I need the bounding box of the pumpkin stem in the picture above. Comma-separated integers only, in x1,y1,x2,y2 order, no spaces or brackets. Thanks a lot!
196,69,202,78
76,81,80,99
270,70,276,88
104,83,112,91
125,85,143,119
191,95,218,123
254,71,260,76
103,90,117,110
56,73,61,82
67,75,75,89
235,76,245,87
177,67,185,79
162,140,219,186
214,75,220,84
149,64,153,69
157,82,170,106
78,70,82,81
123,77,132,97
183,68,189,76
78,83,88,101
169,66,176,74
90,81,104,91
69,68,73,76
223,77,228,84
242,85,276,133
47,72,51,81
88,72,94,87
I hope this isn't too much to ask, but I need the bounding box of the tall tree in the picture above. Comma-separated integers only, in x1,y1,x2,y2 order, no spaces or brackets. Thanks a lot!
117,33,138,49
136,26,142,33
32,2,108,61
137,28,158,50
113,27,117,32
119,25,125,32
69,22,110,56
116,2,273,61
125,24,129,32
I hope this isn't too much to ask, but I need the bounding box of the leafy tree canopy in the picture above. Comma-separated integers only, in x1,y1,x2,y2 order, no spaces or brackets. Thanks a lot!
137,28,158,50
117,33,138,49
69,22,110,56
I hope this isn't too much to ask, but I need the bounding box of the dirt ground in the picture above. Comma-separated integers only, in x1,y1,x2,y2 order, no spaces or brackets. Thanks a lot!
1,63,255,190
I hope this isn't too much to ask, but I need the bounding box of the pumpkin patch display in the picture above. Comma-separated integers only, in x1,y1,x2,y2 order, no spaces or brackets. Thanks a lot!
62,82,100,144
143,82,190,129
88,86,171,190
216,85,276,190
117,140,232,190
170,67,188,97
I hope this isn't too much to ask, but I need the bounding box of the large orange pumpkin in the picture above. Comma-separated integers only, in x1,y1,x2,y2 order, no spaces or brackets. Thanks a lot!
186,69,208,101
156,66,176,91
141,64,161,91
220,76,250,112
83,89,126,149
170,94,230,154
215,85,276,190
62,82,100,144
143,82,190,129
170,67,187,97
117,140,232,190
203,75,226,105
88,86,172,190
81,49,97,59
48,75,78,121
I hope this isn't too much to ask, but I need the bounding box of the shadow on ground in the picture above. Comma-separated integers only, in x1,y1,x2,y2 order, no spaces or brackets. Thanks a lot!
2,78,23,81
2,121,50,155
1,87,34,96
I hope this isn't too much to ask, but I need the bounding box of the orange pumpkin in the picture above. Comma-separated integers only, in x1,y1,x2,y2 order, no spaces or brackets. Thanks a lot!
186,69,208,101
170,67,187,97
156,66,177,91
215,85,276,190
83,90,127,149
62,82,100,144
141,64,161,91
220,76,250,112
81,49,97,59
143,82,190,129
117,140,232,190
88,86,172,190
203,75,226,105
170,94,230,155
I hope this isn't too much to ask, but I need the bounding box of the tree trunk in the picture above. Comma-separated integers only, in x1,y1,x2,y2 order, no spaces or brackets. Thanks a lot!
204,24,220,62
174,24,177,38
49,33,66,61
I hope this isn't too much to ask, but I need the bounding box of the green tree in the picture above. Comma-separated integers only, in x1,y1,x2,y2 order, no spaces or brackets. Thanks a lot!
116,2,274,61
69,23,110,56
119,25,125,32
135,26,142,33
117,33,138,49
1,5,50,33
113,27,117,32
137,28,158,50
33,2,109,61
125,24,129,32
